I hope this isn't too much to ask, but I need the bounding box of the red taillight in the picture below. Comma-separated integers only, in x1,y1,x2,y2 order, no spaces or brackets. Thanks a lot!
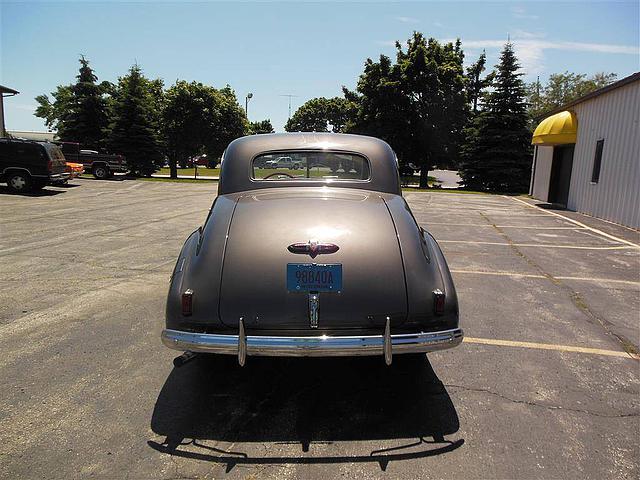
47,159,53,172
433,289,445,315
182,289,193,316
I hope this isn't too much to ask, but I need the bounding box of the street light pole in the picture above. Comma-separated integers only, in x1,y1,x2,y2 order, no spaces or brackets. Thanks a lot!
245,92,253,117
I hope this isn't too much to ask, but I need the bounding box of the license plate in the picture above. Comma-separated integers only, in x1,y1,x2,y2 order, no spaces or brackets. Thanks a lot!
287,263,342,292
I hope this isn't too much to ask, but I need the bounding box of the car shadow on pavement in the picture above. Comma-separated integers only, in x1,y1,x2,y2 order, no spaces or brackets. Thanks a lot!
0,186,65,196
148,355,462,471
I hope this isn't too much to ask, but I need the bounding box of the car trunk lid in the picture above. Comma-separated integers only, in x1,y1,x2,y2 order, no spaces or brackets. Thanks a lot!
219,188,407,331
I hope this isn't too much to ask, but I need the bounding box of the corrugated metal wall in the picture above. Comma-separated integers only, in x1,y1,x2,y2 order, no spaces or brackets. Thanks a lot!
568,81,639,228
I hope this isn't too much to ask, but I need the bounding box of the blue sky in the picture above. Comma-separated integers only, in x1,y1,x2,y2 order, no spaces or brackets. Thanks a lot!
2,1,639,132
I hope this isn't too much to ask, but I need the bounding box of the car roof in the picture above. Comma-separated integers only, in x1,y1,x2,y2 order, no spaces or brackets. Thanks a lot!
218,132,400,195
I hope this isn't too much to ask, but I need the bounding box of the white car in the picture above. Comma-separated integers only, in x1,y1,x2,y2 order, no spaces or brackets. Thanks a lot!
265,156,302,169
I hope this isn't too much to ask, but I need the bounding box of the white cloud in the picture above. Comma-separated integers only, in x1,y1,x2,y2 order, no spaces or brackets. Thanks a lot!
456,38,639,75
395,16,419,24
13,104,37,112
511,6,539,20
511,29,545,40
433,21,444,28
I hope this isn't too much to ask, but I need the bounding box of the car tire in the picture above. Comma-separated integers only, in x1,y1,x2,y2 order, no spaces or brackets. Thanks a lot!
7,172,32,193
93,165,109,179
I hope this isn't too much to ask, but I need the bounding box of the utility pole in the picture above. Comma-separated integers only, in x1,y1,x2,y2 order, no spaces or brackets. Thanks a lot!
280,94,298,121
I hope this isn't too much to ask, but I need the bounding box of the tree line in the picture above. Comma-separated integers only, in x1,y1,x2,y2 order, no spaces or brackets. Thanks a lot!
285,33,616,191
36,38,616,189
35,57,274,177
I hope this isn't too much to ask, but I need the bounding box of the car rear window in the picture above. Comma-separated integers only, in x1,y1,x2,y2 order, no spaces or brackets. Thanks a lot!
252,151,370,181
42,143,66,162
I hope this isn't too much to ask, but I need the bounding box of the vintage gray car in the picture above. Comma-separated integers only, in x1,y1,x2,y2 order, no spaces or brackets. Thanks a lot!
162,133,462,365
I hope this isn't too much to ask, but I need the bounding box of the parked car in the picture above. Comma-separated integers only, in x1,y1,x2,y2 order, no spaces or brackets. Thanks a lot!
162,133,463,366
399,162,419,177
0,138,70,193
57,142,128,179
189,154,218,168
66,162,84,178
265,156,302,169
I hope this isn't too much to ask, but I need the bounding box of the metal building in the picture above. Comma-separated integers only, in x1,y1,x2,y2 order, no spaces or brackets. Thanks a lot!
530,72,639,229
0,85,20,137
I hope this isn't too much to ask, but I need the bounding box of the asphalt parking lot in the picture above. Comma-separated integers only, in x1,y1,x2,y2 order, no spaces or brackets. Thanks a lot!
1,178,638,479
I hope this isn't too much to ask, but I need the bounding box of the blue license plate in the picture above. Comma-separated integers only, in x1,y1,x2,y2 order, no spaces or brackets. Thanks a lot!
287,263,342,292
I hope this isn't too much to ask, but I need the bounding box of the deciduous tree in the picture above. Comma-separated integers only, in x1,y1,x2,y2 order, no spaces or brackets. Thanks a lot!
526,71,617,120
249,119,275,134
285,97,354,133
162,81,247,178
347,33,467,185
465,50,494,114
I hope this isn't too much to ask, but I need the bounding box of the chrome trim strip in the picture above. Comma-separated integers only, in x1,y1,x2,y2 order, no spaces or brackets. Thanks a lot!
161,327,463,357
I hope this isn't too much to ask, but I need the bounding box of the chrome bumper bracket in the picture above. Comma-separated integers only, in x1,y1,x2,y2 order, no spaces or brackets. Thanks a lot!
238,317,247,366
383,317,392,366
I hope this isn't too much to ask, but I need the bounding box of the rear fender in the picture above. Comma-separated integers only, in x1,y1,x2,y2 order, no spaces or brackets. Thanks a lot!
165,194,239,331
383,194,459,328
423,231,459,325
165,229,201,329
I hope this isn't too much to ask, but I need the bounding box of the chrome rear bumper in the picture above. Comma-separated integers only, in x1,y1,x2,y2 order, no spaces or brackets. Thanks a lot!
161,325,463,365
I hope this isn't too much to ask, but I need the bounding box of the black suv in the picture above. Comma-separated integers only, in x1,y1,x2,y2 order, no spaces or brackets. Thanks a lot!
0,139,69,193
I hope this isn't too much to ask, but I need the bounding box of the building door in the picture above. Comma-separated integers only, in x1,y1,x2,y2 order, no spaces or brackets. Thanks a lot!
548,145,574,206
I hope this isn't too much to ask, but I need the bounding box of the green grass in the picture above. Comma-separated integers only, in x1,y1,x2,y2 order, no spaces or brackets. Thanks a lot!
138,177,217,183
400,175,438,185
157,167,221,176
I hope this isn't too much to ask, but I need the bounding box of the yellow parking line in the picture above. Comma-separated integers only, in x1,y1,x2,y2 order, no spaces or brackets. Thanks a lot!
439,240,631,250
450,269,640,287
451,269,545,279
464,337,637,359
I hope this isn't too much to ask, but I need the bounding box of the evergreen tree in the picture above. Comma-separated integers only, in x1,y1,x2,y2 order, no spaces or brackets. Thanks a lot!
58,57,111,150
109,65,163,176
460,43,531,192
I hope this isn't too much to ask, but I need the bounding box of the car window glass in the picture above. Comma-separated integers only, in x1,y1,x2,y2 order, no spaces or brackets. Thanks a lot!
252,151,370,181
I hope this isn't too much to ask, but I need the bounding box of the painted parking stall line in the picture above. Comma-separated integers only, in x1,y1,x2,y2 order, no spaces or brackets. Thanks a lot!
450,269,640,288
426,223,588,230
509,196,640,249
438,240,633,250
464,337,638,359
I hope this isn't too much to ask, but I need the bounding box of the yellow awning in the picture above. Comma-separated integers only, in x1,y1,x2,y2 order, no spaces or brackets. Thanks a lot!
532,111,577,145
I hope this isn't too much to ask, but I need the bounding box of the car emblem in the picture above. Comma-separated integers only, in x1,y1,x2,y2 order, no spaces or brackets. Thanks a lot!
288,240,339,258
